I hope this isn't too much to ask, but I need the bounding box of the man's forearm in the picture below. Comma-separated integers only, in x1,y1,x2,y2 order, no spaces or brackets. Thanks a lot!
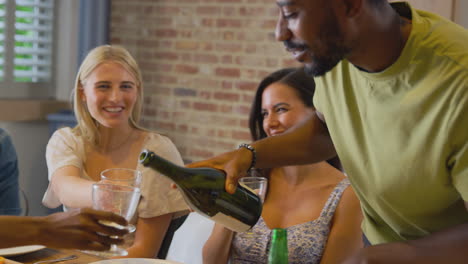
0,216,42,248
252,113,336,169
355,223,468,264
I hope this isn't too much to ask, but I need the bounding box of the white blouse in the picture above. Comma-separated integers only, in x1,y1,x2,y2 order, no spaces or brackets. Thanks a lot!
42,127,189,218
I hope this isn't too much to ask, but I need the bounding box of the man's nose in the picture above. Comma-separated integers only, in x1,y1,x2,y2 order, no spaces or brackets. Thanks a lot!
275,14,291,41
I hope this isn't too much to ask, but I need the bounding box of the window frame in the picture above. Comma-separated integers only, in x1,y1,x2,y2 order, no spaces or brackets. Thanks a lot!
0,0,58,99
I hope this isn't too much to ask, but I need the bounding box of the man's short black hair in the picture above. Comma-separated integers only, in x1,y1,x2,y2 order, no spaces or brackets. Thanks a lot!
368,0,386,7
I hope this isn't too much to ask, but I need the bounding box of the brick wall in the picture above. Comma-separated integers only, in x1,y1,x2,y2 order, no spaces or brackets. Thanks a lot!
110,0,298,163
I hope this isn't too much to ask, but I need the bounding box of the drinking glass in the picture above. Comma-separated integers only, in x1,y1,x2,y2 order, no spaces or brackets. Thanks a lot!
100,168,142,232
88,183,141,257
100,168,142,187
239,177,268,203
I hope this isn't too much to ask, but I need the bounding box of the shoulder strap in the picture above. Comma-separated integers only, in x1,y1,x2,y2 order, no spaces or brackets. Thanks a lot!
318,178,350,223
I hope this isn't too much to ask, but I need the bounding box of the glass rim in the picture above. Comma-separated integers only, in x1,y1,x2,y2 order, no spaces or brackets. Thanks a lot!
239,176,267,182
100,168,142,178
100,168,143,182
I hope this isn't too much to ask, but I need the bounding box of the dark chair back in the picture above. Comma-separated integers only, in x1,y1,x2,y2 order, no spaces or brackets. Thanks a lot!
157,214,189,259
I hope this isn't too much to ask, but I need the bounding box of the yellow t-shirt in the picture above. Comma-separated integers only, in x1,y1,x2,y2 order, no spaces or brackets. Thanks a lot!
314,2,468,244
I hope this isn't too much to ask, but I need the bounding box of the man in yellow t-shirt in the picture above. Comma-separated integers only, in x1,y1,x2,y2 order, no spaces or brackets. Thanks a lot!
190,0,468,263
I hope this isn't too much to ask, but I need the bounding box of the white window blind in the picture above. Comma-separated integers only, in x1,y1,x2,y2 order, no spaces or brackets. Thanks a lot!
0,0,55,98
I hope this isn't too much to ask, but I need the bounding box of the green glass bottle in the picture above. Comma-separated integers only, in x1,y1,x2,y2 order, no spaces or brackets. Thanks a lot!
139,149,262,232
268,228,288,264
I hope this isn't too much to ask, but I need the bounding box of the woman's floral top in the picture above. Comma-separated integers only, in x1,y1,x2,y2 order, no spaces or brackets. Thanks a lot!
230,178,350,264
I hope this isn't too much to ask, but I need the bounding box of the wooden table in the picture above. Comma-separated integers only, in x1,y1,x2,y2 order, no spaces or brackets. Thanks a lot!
6,248,106,264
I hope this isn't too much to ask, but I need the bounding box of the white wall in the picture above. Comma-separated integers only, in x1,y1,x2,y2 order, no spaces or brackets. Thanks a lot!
54,0,79,101
454,0,468,28
0,1,80,216
0,121,51,216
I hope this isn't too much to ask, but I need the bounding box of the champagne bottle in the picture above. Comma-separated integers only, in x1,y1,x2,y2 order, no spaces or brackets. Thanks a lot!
268,228,288,264
139,149,262,232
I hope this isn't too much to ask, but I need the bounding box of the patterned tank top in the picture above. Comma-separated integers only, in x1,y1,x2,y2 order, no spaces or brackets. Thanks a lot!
230,178,350,264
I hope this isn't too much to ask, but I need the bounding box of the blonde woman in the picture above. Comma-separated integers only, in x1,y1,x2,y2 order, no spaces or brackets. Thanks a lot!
42,45,188,258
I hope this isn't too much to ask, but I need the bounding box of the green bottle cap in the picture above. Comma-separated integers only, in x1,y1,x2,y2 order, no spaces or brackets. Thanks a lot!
272,228,287,238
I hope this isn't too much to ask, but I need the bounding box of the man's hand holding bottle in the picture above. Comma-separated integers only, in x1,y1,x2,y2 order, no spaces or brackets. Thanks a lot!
186,147,254,194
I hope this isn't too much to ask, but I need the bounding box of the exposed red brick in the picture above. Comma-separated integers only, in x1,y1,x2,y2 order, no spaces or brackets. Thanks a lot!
196,6,221,15
217,129,231,138
190,148,214,159
282,58,301,67
154,6,179,15
235,81,257,91
235,55,265,67
143,107,156,116
200,42,214,51
216,43,242,53
239,7,266,16
111,0,296,163
239,119,250,128
243,94,254,103
233,105,251,115
223,31,235,41
155,52,178,60
180,100,191,109
154,29,178,38
216,0,242,4
207,129,216,137
193,78,220,89
219,105,233,113
232,130,251,141
222,81,233,90
214,92,240,101
180,53,192,62
222,7,237,16
175,41,199,51
221,55,233,64
178,124,188,133
243,69,257,79
211,115,238,126
175,64,199,74
179,29,193,38
201,18,214,27
193,102,218,112
215,67,240,78
173,111,188,120
154,75,177,85
155,121,176,131
194,54,219,64
174,87,197,97
199,91,211,100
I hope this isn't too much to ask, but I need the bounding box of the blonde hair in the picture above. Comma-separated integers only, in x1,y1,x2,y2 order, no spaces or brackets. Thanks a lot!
72,45,144,145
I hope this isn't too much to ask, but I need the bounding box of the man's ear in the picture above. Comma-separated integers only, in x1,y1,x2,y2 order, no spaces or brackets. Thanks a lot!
335,0,363,18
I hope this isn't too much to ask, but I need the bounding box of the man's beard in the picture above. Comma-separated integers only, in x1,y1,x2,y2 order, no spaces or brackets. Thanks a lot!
287,14,351,77
304,41,349,77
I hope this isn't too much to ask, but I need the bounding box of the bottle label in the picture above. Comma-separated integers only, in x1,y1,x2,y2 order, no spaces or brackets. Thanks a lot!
210,212,251,233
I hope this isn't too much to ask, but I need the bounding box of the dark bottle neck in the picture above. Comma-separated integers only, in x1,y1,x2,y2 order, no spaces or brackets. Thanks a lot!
139,149,225,185
139,149,187,181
